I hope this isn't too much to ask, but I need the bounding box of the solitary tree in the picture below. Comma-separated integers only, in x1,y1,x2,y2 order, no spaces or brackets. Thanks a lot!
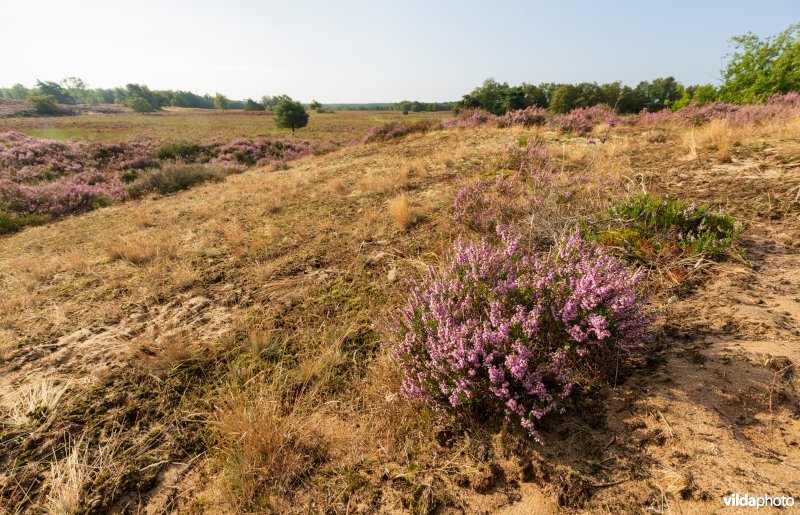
214,93,230,110
310,99,322,112
274,98,308,133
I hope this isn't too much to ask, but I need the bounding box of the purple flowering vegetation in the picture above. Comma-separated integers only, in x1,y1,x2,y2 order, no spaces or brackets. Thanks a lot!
392,230,650,441
0,131,321,228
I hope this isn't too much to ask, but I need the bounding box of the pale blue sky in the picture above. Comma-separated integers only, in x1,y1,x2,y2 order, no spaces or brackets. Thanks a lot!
1,1,797,102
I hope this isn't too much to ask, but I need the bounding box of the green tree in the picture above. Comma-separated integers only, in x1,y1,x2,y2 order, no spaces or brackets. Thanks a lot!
262,94,291,110
310,99,322,112
548,84,580,113
274,98,308,133
718,23,800,103
214,93,230,110
27,94,60,115
244,98,262,111
35,80,74,104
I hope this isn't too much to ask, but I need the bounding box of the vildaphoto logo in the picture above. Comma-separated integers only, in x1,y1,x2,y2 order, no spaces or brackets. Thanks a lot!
723,493,795,509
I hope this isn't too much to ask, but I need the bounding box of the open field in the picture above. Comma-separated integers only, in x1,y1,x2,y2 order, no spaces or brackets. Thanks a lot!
1,106,799,513
0,109,450,144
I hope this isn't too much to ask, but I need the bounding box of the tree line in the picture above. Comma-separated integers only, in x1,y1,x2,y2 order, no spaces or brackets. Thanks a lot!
457,23,799,115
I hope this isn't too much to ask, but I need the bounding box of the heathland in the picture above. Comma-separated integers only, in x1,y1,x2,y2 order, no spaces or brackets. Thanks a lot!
1,93,799,513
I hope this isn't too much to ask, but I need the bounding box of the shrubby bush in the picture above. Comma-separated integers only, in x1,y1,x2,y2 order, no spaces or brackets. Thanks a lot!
27,94,60,115
392,230,650,440
127,96,155,113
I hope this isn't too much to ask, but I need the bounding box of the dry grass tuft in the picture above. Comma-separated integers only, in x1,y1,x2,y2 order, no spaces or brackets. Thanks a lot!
105,231,177,265
0,329,15,361
44,437,119,515
214,370,324,511
389,194,413,230
327,177,348,196
4,379,69,426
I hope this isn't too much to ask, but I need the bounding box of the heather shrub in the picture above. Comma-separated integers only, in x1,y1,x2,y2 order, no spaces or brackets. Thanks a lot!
453,143,571,236
362,120,434,144
500,106,549,127
585,194,742,260
554,105,619,136
0,212,49,234
392,231,650,440
440,108,498,129
127,164,229,197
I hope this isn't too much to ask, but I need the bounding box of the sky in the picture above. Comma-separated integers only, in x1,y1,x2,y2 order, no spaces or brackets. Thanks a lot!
1,0,798,103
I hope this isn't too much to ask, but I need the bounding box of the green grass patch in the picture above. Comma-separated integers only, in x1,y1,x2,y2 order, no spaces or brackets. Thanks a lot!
0,212,49,234
127,164,232,197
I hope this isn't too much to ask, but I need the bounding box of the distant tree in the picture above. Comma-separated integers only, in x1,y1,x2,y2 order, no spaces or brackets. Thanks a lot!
718,23,800,103
214,93,230,110
262,94,291,110
27,94,60,115
127,96,155,113
125,84,161,109
520,83,548,108
310,99,322,112
243,98,262,111
548,84,580,113
61,77,91,104
9,83,30,100
36,80,74,104
274,98,308,133
634,77,681,111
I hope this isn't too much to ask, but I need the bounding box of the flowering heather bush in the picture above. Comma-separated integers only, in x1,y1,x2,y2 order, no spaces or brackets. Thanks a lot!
554,105,619,136
500,106,549,127
440,108,499,130
453,143,563,233
392,231,649,440
362,120,435,143
634,93,800,127
0,131,318,219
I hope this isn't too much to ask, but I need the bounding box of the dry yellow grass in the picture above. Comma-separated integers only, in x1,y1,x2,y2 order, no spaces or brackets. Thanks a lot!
2,118,800,513
388,193,413,230
105,231,177,264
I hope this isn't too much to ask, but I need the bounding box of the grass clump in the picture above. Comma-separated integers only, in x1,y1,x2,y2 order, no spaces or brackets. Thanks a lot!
586,193,742,260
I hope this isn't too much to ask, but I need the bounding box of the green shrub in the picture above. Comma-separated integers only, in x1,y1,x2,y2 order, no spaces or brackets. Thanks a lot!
27,94,60,115
0,212,49,234
127,164,229,197
155,141,203,161
127,96,155,113
584,194,742,260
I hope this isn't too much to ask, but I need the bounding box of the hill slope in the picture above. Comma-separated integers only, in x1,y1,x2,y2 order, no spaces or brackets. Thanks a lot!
1,122,799,513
